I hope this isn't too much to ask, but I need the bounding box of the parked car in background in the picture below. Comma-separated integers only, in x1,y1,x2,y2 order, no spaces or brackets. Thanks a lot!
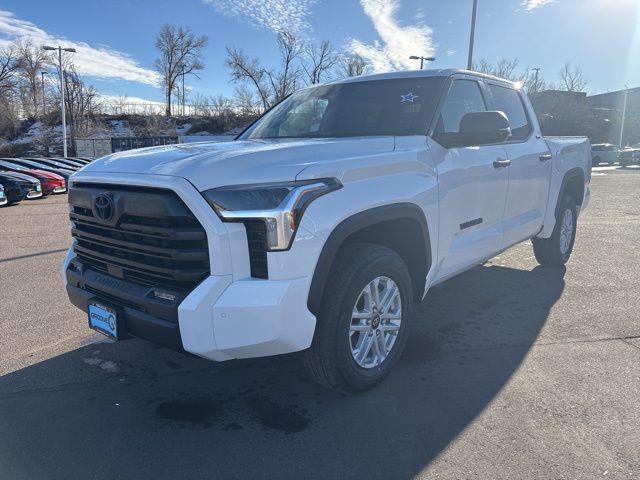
24,157,81,172
69,157,93,164
618,144,640,167
5,158,75,181
0,160,66,195
49,157,86,169
591,143,619,166
0,171,42,203
0,184,7,206
60,157,92,166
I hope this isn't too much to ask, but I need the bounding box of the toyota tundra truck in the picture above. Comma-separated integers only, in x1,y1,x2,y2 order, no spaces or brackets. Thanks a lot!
62,69,591,393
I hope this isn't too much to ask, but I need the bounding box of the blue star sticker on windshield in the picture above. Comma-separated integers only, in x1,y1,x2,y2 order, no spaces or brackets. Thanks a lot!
400,92,418,103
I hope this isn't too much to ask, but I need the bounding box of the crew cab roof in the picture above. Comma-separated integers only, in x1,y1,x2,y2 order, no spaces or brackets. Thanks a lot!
325,68,518,88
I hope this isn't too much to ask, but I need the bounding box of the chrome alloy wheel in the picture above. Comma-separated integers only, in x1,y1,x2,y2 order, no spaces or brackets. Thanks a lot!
349,276,402,369
559,208,574,255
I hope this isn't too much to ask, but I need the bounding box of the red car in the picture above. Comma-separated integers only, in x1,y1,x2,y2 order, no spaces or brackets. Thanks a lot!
0,159,66,195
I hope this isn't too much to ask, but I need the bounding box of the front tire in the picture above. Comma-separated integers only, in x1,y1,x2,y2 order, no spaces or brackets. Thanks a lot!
532,194,578,266
303,243,413,394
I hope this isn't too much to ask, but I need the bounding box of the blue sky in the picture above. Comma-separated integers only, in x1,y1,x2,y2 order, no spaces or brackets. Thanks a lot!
1,0,638,105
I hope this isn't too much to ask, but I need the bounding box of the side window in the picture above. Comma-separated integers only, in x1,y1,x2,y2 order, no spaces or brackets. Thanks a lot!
436,79,487,133
488,84,531,141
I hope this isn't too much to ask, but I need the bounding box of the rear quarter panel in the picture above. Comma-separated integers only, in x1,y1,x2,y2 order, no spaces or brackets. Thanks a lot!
537,136,591,238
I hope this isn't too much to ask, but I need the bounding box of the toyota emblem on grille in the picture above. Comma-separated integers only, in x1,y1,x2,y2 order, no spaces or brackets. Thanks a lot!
94,193,114,221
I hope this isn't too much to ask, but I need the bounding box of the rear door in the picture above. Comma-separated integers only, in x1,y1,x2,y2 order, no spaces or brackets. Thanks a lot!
486,83,552,247
430,76,510,281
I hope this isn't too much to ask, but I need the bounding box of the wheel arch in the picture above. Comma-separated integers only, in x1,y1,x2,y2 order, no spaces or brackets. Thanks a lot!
556,167,585,218
307,203,432,316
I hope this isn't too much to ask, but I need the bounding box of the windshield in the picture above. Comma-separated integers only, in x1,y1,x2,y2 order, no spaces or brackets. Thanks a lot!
240,77,444,140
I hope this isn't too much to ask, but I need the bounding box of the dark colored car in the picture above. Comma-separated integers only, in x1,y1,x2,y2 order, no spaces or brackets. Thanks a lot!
23,157,81,171
0,171,42,204
60,157,92,166
618,146,640,167
49,157,86,169
4,158,75,181
0,184,7,206
0,160,66,195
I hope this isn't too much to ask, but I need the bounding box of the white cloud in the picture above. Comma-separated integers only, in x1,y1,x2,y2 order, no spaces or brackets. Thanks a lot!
347,0,436,73
202,0,317,34
522,0,555,11
0,10,159,86
98,94,164,106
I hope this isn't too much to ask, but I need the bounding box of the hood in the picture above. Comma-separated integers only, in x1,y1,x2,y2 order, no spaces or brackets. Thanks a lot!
0,171,39,184
29,169,64,180
81,137,395,191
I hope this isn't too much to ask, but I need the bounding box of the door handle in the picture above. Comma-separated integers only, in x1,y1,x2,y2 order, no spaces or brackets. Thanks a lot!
539,153,553,162
493,158,511,169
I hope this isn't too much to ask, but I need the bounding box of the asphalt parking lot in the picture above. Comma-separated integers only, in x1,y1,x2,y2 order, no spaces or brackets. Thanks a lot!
1,166,639,479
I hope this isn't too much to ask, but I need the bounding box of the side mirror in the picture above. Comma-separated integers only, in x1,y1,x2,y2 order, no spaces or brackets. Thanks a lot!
434,111,512,148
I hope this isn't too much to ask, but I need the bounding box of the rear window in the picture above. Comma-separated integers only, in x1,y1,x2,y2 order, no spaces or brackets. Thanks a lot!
488,84,531,141
240,77,444,139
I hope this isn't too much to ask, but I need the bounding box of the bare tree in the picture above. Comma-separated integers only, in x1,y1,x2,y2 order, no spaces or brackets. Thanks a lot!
16,39,51,118
154,25,208,116
0,42,22,90
268,31,302,102
473,58,520,81
226,31,302,110
225,47,270,110
233,85,260,116
302,40,338,85
61,68,100,144
339,53,368,78
211,94,232,118
523,67,545,94
558,62,587,92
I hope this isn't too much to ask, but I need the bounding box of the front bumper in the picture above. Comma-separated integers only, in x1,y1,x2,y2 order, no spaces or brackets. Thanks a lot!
63,254,315,361
60,172,318,361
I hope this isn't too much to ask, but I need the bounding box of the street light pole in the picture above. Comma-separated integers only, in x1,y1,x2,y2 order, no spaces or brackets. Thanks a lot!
409,55,436,70
42,45,76,157
467,0,478,70
619,85,629,149
40,71,48,117
182,68,186,116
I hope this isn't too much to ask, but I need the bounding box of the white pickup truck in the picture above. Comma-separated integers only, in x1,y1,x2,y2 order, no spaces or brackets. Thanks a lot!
62,69,591,393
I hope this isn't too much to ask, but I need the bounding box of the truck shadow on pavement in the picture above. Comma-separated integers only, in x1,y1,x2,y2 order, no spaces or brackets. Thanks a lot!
0,263,565,480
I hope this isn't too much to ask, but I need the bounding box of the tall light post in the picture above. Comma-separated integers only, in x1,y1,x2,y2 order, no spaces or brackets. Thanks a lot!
532,67,541,90
619,85,629,149
467,0,478,70
40,71,48,117
42,45,76,157
409,55,436,69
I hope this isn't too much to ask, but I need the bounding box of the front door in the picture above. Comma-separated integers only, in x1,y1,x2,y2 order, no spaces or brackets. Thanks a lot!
430,78,510,281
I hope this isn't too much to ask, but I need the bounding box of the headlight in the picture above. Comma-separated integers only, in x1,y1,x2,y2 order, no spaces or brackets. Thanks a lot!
202,178,341,251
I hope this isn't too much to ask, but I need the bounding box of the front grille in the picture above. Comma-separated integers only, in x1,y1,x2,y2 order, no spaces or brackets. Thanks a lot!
244,220,268,279
69,183,210,290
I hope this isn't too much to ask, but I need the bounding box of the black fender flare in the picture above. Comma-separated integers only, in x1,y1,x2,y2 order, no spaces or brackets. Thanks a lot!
555,167,585,218
307,203,431,316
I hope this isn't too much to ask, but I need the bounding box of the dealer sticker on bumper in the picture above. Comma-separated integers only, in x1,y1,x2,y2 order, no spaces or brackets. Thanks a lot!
88,302,118,339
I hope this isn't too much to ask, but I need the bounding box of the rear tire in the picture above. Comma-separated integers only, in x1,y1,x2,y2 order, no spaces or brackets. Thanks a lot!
532,194,578,266
303,243,413,394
